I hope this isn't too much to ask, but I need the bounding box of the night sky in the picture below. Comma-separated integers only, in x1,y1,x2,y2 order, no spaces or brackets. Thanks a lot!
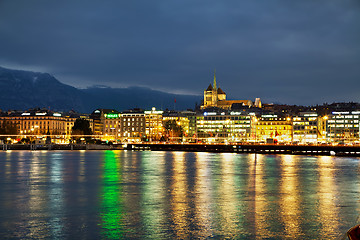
0,0,359,105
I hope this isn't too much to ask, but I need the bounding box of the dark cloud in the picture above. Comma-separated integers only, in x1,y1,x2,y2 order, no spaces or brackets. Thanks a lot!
0,0,359,104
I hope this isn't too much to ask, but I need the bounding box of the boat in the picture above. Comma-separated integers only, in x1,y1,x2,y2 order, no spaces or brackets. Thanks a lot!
347,224,360,239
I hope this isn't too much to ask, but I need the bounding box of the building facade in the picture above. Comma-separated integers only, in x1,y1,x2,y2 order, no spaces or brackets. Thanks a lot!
90,109,120,141
326,111,360,143
0,109,93,143
196,111,251,142
144,107,164,141
292,112,319,144
120,109,146,142
254,114,292,143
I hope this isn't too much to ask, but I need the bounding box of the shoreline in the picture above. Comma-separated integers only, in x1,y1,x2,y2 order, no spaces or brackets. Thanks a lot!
1,143,123,151
126,143,360,157
2,143,360,157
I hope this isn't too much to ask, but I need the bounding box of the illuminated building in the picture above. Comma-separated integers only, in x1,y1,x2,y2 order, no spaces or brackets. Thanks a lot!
255,115,292,143
103,111,121,141
326,111,360,143
144,107,164,141
317,116,328,143
0,109,93,143
90,109,105,136
162,111,190,139
120,109,145,142
90,109,120,141
292,112,319,144
181,111,197,137
196,111,251,142
201,71,261,110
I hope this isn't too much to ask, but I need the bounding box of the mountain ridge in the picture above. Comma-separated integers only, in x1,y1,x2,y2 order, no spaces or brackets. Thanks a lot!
0,66,201,113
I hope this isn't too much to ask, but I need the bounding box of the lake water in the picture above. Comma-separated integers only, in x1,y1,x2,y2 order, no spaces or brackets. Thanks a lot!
0,150,359,239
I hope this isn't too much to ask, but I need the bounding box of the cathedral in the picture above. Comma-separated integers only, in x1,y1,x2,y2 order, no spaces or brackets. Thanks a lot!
201,72,261,110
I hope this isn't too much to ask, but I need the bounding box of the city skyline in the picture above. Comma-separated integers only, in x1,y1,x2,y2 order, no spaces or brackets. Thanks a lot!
1,1,360,105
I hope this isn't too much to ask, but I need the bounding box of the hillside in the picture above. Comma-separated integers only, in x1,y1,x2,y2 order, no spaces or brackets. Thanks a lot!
0,66,201,113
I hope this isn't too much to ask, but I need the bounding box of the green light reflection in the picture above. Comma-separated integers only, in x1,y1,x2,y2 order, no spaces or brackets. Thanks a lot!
100,150,124,239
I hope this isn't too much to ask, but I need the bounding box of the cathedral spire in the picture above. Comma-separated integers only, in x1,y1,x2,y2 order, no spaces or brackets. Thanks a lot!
213,69,217,90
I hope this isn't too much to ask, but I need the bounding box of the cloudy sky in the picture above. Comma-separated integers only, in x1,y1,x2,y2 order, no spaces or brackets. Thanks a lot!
0,0,359,105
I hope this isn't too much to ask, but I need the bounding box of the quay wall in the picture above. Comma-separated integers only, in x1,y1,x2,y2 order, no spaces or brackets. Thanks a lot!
126,143,360,157
2,143,360,157
1,144,122,151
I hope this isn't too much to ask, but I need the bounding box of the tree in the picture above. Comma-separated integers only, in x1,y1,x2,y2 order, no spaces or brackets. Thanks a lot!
163,120,183,141
0,120,18,142
72,118,92,135
72,118,92,143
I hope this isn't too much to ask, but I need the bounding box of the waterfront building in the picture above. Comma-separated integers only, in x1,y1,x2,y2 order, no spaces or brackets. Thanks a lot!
196,110,251,142
90,109,105,136
120,109,145,142
254,114,292,143
162,110,190,140
181,110,197,137
317,115,328,143
144,107,164,141
0,109,93,143
292,112,319,144
90,109,120,141
326,111,360,143
201,72,261,110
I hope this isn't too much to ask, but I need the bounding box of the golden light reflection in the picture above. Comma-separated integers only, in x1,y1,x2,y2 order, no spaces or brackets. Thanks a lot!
17,151,26,178
78,150,86,182
28,152,49,237
248,154,272,238
5,151,12,180
120,150,142,237
170,151,188,239
194,152,213,238
280,155,302,237
317,156,339,238
217,153,239,238
141,151,166,238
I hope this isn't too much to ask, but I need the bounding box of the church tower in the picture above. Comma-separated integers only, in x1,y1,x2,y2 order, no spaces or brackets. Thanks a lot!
202,70,226,109
212,70,218,106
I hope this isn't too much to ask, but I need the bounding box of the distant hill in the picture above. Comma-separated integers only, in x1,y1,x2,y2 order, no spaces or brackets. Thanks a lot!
0,66,201,113
81,86,200,112
0,66,86,111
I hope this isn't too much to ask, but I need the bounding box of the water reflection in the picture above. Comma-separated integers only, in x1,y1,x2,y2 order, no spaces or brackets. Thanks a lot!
217,153,239,238
280,155,302,238
49,152,64,238
170,151,189,238
141,151,166,238
28,152,50,238
100,150,124,239
317,156,339,239
0,151,360,239
194,152,213,238
250,154,273,238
